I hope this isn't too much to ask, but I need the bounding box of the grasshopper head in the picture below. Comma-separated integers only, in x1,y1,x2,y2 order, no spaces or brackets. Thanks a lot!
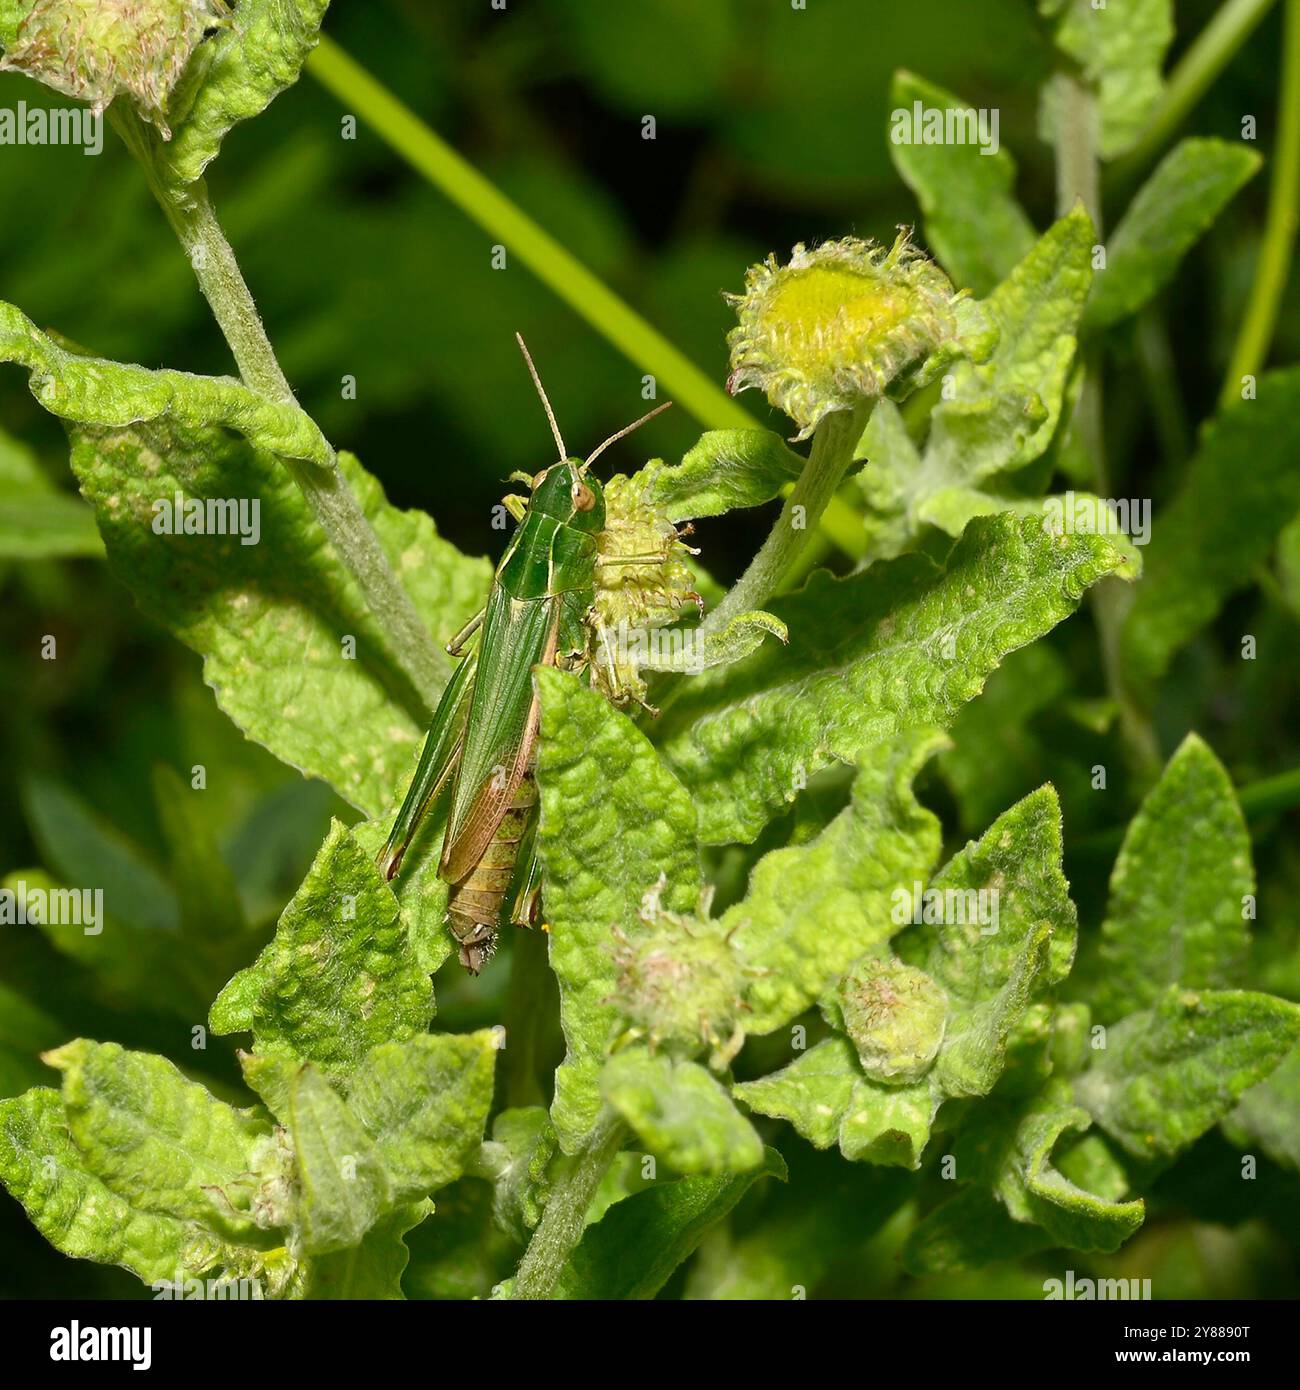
529,459,606,533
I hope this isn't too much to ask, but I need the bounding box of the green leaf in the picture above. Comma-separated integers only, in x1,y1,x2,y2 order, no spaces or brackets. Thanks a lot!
304,1200,431,1299
475,1106,558,1241
659,513,1121,845
1085,139,1260,331
1095,734,1253,1021
286,1063,389,1256
0,1087,214,1286
0,427,102,560
904,1187,1052,1274
1041,0,1174,160
1224,1044,1300,1172
534,669,701,1152
69,417,490,815
151,763,247,948
43,1040,266,1234
0,300,330,466
162,0,331,185
634,609,787,675
345,1032,498,1203
923,206,1093,485
735,1037,937,1170
601,1050,764,1175
636,429,804,521
0,2,32,47
722,730,944,1035
1122,368,1300,692
545,1148,786,1299
210,820,434,1076
887,70,1036,296
1076,987,1300,1159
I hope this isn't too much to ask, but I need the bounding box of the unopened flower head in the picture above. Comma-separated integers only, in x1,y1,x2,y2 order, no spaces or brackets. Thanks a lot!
725,232,964,440
836,954,948,1085
0,0,230,136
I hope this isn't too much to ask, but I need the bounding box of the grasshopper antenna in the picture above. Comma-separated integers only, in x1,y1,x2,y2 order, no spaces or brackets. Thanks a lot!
583,400,673,473
515,334,567,462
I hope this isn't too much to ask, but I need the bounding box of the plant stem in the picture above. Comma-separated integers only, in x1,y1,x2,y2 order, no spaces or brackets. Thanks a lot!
705,406,868,632
510,1108,626,1300
1111,0,1278,192
111,110,447,709
1220,0,1300,406
1055,76,1162,779
303,36,870,559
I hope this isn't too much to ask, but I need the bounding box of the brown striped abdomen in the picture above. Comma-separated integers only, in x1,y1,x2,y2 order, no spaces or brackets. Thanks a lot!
446,770,538,972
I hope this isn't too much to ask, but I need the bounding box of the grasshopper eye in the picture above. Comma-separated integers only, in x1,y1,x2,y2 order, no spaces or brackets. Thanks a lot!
572,481,596,512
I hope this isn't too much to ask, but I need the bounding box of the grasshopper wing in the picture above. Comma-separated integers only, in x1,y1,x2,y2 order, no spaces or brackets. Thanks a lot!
379,646,477,880
439,586,559,884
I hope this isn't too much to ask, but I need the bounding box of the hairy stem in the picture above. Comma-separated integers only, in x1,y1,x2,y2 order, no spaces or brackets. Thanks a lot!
111,110,447,710
1220,0,1300,405
705,406,868,632
1055,77,1161,779
510,1109,626,1300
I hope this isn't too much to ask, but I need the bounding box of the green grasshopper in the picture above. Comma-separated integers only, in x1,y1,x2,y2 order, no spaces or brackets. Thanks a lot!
380,338,672,973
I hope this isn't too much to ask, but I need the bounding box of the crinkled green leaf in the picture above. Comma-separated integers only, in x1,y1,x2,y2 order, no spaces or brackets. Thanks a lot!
888,70,1036,296
735,1037,937,1170
722,730,944,1035
44,1039,267,1236
210,820,434,1077
161,0,331,185
1122,368,1300,692
544,1148,786,1300
0,300,329,466
1040,0,1174,160
635,609,787,674
923,206,1093,485
903,1187,1052,1274
474,1106,558,1241
286,1063,389,1256
1224,1045,1300,1172
601,1049,763,1175
305,1200,431,1300
0,1087,225,1286
534,668,701,1151
70,416,490,816
659,513,1121,845
1085,139,1260,331
1076,987,1300,1159
1095,734,1253,1021
635,429,804,521
346,1032,497,1203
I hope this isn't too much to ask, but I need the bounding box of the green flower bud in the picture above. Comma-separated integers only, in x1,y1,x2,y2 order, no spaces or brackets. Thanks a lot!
725,232,967,440
589,471,702,711
837,955,948,1085
610,890,748,1069
0,0,230,136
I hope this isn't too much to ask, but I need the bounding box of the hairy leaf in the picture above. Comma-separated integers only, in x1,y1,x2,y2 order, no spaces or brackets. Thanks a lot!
1095,734,1252,1021
659,514,1121,844
1076,987,1300,1159
70,418,489,815
601,1049,764,1175
0,427,101,559
1122,368,1300,692
210,820,433,1076
888,70,1036,296
1086,139,1260,331
1224,1045,1300,1172
636,429,804,521
534,669,701,1151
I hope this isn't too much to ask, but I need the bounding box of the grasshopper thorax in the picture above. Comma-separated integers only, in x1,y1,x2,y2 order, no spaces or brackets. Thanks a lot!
528,460,606,532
